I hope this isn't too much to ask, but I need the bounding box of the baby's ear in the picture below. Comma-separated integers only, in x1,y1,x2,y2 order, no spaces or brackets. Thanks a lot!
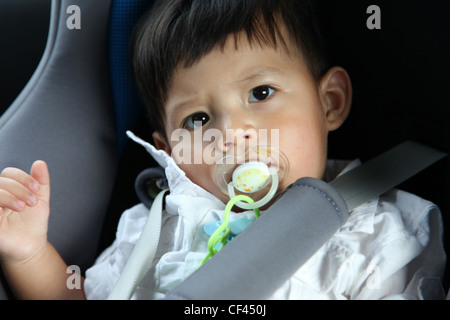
152,131,172,154
319,67,352,132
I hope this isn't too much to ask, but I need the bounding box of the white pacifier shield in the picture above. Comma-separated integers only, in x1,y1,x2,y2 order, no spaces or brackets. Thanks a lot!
232,162,270,194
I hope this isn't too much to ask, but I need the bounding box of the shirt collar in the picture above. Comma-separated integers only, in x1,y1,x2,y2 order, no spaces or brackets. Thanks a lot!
126,131,222,203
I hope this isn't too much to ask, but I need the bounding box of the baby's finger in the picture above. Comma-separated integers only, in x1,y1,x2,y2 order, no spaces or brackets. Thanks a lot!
0,188,27,212
0,167,40,193
0,176,38,207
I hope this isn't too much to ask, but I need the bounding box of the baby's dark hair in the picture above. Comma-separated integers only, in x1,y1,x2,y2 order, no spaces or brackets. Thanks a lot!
132,0,329,139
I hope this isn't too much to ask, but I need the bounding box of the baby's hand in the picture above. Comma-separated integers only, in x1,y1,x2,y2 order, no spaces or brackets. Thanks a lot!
0,161,51,265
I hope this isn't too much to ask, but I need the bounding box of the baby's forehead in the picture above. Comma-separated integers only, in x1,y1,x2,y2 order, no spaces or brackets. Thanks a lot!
174,35,299,78
177,27,305,75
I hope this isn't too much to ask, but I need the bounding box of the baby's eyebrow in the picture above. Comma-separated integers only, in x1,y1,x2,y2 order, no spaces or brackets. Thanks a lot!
238,67,285,84
165,97,199,125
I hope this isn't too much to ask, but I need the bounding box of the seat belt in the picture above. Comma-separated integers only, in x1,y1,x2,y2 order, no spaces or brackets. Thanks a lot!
107,189,169,300
108,141,447,300
330,141,447,211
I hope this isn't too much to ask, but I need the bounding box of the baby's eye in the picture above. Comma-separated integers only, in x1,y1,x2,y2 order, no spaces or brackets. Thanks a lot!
248,85,276,103
183,112,210,129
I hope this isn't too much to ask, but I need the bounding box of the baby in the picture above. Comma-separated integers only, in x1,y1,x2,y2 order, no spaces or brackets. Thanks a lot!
0,0,446,299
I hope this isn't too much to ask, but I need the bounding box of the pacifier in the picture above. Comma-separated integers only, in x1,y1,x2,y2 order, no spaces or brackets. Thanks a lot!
200,146,289,267
213,145,290,209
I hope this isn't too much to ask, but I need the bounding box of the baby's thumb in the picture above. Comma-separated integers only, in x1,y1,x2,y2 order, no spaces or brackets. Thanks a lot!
30,160,51,200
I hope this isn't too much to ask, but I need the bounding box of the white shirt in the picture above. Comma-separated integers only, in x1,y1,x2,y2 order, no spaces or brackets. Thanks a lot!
84,133,446,300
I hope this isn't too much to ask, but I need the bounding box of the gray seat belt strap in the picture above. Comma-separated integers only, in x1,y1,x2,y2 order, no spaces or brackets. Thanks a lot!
164,177,349,300
108,189,169,300
330,141,447,211
164,141,446,300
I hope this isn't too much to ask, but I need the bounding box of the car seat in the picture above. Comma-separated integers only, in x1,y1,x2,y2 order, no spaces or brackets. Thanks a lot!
0,0,154,299
0,0,448,299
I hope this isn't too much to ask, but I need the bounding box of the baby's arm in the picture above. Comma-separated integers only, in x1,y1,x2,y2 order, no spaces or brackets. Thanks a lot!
0,161,85,299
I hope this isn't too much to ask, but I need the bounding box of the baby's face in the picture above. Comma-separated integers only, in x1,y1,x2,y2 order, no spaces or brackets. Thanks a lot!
154,33,344,205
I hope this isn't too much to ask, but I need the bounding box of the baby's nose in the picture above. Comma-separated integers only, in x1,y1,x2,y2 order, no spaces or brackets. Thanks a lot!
219,127,257,155
213,106,260,155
